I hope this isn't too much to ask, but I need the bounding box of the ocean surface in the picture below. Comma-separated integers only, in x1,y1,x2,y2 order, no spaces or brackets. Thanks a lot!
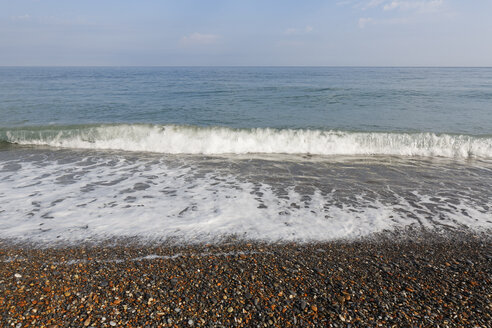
0,67,491,244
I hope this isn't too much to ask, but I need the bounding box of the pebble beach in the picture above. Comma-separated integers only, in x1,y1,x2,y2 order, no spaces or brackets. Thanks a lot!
1,232,491,327
2,66,492,327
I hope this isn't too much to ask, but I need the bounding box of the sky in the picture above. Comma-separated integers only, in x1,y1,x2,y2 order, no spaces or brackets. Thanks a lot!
1,0,491,66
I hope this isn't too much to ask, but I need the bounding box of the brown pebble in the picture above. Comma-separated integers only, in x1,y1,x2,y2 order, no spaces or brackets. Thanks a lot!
343,291,351,301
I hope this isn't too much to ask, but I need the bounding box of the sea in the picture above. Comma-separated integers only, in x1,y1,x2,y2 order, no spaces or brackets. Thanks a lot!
0,67,491,245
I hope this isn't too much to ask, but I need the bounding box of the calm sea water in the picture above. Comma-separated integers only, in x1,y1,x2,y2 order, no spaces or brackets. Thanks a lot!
0,67,491,244
1,67,492,133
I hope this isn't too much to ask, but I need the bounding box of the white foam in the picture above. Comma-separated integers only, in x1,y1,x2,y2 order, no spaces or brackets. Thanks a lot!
3,124,492,159
0,156,490,244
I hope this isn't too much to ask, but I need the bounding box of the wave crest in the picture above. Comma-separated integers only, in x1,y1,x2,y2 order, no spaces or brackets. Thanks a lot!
2,124,492,158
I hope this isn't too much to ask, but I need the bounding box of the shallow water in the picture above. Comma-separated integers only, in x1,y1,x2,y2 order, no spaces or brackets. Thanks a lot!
1,146,490,243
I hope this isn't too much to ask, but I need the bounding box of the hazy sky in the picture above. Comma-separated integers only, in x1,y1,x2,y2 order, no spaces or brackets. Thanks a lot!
1,0,491,66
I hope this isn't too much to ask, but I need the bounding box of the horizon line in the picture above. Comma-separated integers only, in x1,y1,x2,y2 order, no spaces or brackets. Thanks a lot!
1,65,491,68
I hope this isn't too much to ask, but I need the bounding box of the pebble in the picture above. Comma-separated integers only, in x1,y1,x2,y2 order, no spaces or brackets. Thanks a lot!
0,232,490,327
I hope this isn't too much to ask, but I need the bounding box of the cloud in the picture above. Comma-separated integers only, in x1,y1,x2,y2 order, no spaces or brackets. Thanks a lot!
9,14,99,27
276,40,305,47
180,33,220,46
285,26,314,36
343,0,444,13
383,0,443,12
337,0,355,5
365,0,387,9
353,0,446,28
358,17,374,28
11,14,31,21
358,16,411,28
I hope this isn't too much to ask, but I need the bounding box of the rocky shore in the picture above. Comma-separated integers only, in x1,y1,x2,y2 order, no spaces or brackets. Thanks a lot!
1,232,491,327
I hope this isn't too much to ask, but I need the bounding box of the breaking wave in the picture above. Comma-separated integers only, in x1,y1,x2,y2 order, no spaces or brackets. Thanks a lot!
2,124,492,159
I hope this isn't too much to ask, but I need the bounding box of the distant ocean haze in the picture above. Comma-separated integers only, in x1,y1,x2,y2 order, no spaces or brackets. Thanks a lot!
0,67,491,244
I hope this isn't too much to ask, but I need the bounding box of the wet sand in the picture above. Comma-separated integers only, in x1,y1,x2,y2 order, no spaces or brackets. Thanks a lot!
1,232,491,327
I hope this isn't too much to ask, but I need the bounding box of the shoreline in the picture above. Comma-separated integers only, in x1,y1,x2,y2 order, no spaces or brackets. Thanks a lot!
1,232,491,327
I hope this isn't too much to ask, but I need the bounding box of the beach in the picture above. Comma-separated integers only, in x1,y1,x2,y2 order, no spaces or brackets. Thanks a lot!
1,67,492,327
1,231,491,327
